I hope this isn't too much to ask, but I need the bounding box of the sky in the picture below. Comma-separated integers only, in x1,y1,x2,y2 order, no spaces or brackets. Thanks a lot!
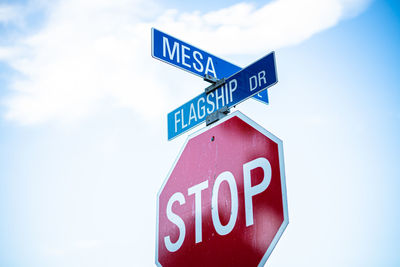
0,0,399,266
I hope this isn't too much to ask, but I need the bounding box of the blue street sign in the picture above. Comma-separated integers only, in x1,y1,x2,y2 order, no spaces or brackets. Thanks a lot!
151,28,268,104
167,52,277,140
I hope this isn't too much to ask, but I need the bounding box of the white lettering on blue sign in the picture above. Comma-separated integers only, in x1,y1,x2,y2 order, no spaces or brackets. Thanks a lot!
161,35,217,78
172,80,238,133
167,52,277,140
152,28,269,107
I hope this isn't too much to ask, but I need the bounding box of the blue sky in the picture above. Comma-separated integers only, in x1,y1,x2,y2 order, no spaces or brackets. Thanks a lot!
0,0,399,266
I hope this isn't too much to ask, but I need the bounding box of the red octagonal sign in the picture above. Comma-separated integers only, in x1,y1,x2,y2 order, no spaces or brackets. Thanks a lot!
156,111,288,267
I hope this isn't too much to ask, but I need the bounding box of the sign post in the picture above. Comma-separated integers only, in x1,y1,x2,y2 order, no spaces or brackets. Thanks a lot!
156,111,288,267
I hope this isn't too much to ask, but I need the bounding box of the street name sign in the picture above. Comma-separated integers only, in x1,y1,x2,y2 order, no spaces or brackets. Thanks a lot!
156,111,288,267
166,52,277,140
151,28,269,104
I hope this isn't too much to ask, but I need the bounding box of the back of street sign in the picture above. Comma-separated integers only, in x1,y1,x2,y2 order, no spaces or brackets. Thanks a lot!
167,52,277,140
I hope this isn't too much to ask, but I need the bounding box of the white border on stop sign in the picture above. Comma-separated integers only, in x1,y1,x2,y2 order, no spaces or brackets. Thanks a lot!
155,110,289,267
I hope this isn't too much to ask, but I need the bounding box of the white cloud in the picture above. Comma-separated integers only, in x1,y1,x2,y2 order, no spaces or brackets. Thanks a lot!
153,0,371,55
0,0,370,125
2,0,169,124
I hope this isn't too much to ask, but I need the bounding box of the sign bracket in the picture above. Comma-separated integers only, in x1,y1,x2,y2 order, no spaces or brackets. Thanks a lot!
203,74,218,83
206,106,230,126
204,75,226,94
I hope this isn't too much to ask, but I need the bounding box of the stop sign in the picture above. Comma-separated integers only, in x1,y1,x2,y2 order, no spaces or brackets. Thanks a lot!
156,111,288,267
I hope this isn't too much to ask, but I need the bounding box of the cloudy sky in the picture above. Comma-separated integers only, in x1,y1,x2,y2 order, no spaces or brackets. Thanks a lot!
0,0,399,266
